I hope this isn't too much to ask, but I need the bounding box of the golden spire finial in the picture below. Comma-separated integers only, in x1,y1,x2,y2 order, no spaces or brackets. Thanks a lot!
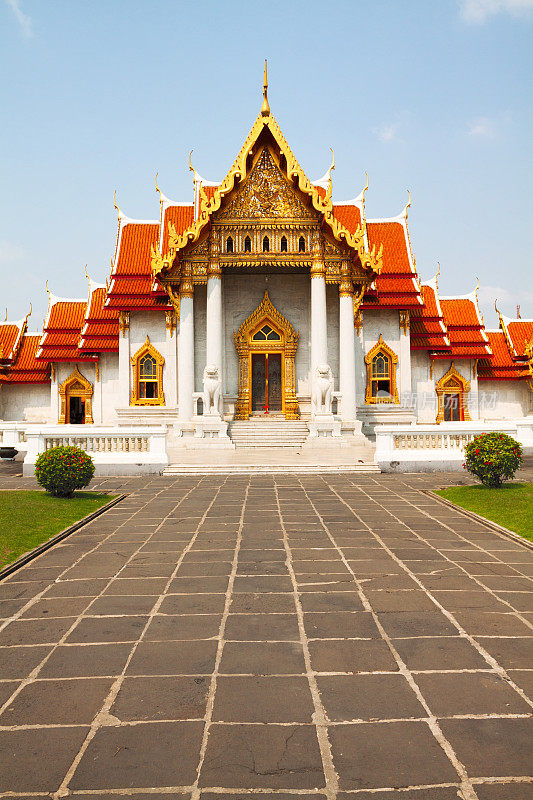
436,261,441,277
261,59,270,117
4,308,7,321
113,190,121,217
45,280,50,296
517,304,521,318
84,264,89,281
155,171,160,196
189,150,195,173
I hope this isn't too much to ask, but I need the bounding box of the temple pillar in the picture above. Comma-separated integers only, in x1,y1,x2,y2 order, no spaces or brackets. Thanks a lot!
310,237,328,378
205,234,223,414
178,267,195,420
339,268,357,421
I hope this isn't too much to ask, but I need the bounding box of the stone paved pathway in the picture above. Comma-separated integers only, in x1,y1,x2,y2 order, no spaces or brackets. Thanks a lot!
0,471,532,799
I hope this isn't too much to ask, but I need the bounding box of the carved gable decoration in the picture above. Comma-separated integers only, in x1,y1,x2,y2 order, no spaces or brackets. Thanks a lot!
217,147,316,222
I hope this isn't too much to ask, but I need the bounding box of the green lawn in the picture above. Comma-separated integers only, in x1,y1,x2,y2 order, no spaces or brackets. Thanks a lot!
0,491,113,569
435,483,533,542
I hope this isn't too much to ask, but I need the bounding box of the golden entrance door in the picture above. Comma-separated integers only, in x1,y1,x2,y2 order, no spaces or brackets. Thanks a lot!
251,352,283,413
233,292,299,420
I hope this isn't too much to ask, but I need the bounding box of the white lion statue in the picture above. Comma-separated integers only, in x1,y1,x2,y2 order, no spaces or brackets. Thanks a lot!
202,364,222,416
312,363,334,415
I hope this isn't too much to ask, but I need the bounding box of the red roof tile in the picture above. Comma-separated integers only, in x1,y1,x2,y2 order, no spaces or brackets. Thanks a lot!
362,221,422,309
79,286,120,353
506,320,533,358
0,335,50,383
332,204,361,233
440,297,491,359
37,299,95,362
478,331,530,380
161,204,194,253
410,284,451,353
0,322,24,364
106,222,171,311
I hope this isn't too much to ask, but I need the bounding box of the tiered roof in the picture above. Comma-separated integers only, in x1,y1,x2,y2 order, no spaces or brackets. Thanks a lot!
439,289,492,360
0,334,50,384
36,293,94,363
0,318,26,366
79,280,120,353
478,330,530,381
410,276,451,355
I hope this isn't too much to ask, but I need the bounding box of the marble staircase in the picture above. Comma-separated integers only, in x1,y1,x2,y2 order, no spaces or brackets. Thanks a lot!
228,419,310,448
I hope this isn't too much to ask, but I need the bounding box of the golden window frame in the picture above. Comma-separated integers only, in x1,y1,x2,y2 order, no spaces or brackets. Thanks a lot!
130,336,165,406
435,363,471,423
58,365,94,424
364,335,399,404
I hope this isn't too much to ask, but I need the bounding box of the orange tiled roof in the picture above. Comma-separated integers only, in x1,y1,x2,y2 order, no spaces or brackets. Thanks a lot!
332,204,362,234
0,321,25,364
506,320,533,359
37,298,95,362
79,285,119,353
478,331,530,380
362,221,422,309
1,334,50,383
161,204,194,253
410,284,451,354
106,221,170,311
440,296,492,359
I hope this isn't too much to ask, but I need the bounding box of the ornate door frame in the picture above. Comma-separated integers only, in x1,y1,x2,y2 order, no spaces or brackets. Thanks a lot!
233,291,299,420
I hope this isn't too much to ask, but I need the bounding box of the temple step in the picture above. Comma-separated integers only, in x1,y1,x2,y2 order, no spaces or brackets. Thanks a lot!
229,420,309,448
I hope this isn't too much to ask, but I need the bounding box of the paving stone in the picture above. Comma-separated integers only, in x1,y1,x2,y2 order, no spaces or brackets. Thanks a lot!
39,642,133,677
0,645,52,678
0,599,32,618
18,597,92,618
507,669,533,698
225,613,300,640
159,593,227,614
111,675,209,720
376,611,458,637
475,783,533,799
415,671,531,715
145,613,222,640
453,610,533,636
65,615,148,643
318,673,426,721
303,611,380,639
0,678,113,724
0,617,76,645
309,638,398,673
229,592,295,613
364,589,437,612
299,591,364,612
87,595,158,615
440,717,533,777
219,641,306,674
69,721,204,789
336,790,460,800
199,723,325,789
0,726,89,792
393,635,489,670
213,676,314,722
329,720,458,789
126,639,218,675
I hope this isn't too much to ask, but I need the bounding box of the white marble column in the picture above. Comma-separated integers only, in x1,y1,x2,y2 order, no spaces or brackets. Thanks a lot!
398,310,412,404
178,273,195,420
117,312,130,408
339,280,357,421
310,266,328,376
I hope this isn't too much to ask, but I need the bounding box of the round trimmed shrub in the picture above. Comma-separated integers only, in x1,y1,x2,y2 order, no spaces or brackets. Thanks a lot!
463,432,523,488
35,446,95,497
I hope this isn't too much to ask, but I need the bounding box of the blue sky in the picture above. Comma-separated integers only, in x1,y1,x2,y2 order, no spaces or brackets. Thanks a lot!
1,0,532,328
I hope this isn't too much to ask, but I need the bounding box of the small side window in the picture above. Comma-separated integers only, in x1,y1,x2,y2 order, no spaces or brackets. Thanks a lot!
280,235,288,252
263,236,270,253
244,235,251,253
299,236,306,252
226,236,233,253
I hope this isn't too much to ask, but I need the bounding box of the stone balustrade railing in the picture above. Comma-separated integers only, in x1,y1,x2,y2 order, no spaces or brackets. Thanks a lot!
22,425,169,476
0,423,28,451
375,419,532,472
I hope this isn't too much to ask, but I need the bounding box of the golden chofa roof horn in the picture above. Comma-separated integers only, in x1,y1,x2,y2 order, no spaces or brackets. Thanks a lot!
261,59,270,117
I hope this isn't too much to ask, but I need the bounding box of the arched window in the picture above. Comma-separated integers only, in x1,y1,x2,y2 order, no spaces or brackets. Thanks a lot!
131,337,165,405
263,236,270,253
435,365,471,423
226,236,233,253
364,336,399,404
244,235,252,253
280,235,288,252
252,324,281,342
58,366,94,424
299,236,306,252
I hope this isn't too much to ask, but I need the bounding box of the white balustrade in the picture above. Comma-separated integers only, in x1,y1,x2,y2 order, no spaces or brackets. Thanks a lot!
22,425,168,476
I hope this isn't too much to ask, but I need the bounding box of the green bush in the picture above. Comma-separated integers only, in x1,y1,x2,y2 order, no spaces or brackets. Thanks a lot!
35,446,95,497
463,432,523,488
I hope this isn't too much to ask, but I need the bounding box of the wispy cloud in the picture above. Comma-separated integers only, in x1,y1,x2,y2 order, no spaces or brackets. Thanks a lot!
478,284,533,323
467,116,497,138
459,0,533,24
5,0,33,38
374,121,402,144
0,240,26,264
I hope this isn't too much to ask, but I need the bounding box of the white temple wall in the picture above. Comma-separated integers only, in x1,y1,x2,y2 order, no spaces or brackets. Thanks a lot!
0,383,51,422
479,380,532,420
194,285,207,395
128,311,171,404
361,309,401,392
98,353,120,423
411,350,437,422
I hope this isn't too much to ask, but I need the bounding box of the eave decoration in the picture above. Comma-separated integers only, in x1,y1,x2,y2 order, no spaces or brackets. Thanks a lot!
233,291,299,421
58,366,94,424
435,363,471,423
